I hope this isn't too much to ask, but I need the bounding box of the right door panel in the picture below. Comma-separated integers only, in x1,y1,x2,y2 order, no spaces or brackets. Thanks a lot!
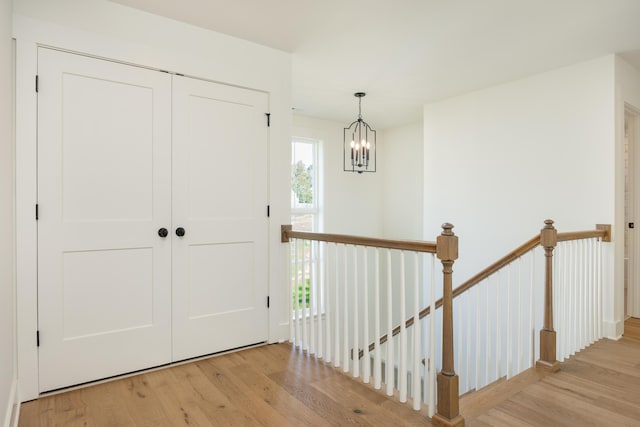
171,76,269,361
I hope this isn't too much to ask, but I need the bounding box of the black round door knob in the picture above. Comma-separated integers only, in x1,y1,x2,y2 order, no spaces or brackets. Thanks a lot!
176,227,186,237
158,228,168,238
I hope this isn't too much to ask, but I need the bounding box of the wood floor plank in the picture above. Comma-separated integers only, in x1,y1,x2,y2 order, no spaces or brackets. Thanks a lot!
143,368,213,427
521,378,639,426
473,408,535,427
196,358,296,427
228,362,335,427
460,368,544,420
269,369,375,426
542,373,640,420
311,373,425,427
624,317,640,340
80,378,138,426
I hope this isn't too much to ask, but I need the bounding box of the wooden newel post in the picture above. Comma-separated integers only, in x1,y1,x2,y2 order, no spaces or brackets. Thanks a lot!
536,219,560,372
432,223,465,427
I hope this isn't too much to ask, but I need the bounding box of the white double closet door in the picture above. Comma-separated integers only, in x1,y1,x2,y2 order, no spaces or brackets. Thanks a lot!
37,48,269,392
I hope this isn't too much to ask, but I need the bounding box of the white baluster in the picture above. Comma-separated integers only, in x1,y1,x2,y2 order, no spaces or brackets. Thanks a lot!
586,239,595,344
485,277,491,385
465,280,478,390
302,239,308,352
558,243,566,361
590,238,596,343
386,249,394,396
517,257,523,374
475,282,481,389
428,254,436,417
567,242,572,354
363,248,371,384
399,252,407,403
324,242,331,364
530,250,535,368
374,248,382,390
496,271,502,379
292,239,296,346
596,237,602,338
294,239,300,348
507,263,512,379
455,294,462,390
578,240,584,350
353,245,359,378
309,240,315,355
570,241,576,356
412,252,421,410
316,240,323,359
343,244,349,373
573,240,579,353
334,243,340,368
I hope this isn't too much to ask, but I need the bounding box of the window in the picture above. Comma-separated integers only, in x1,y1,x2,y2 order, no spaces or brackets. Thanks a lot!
291,138,320,231
291,138,321,314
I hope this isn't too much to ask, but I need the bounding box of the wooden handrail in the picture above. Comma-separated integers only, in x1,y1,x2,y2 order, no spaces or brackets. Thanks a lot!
281,225,438,253
453,234,541,298
558,226,609,242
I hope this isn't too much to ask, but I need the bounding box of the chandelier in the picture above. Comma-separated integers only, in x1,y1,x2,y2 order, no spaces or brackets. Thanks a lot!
344,92,376,173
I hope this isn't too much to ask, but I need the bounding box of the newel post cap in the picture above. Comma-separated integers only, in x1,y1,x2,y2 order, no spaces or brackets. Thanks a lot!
281,224,292,243
437,223,458,261
540,219,557,248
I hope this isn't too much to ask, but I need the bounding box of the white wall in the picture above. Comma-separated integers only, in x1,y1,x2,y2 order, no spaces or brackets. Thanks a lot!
293,114,383,236
423,56,619,337
379,121,423,240
0,0,16,424
13,0,291,400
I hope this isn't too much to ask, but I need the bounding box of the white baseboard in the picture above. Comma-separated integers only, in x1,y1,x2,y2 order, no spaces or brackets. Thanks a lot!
603,319,624,340
3,379,19,427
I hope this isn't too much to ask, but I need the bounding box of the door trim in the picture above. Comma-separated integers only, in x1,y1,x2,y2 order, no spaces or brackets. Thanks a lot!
627,106,640,318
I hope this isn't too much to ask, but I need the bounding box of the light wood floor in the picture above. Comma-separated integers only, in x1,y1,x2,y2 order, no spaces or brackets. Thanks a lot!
19,343,431,426
20,319,640,426
624,316,640,341
462,317,640,426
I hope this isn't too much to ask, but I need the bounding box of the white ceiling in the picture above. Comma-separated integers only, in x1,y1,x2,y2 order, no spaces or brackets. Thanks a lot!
112,0,640,129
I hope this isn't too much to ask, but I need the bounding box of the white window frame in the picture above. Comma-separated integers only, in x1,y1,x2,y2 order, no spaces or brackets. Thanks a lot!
291,137,323,318
291,137,321,232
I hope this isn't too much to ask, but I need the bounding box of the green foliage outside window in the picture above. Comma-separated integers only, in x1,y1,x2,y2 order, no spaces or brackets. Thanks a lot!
292,161,313,204
292,278,311,309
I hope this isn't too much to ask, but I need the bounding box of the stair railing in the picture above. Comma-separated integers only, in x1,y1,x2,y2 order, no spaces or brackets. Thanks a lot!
281,223,464,425
369,220,610,401
281,220,611,426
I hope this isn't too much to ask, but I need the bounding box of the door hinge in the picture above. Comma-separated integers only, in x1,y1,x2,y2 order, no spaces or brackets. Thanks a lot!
35,204,39,220
35,75,39,93
265,113,271,127
36,330,40,347
267,296,270,308
267,205,270,217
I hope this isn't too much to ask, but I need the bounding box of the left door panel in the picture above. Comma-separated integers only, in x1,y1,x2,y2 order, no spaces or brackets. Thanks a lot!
37,48,172,392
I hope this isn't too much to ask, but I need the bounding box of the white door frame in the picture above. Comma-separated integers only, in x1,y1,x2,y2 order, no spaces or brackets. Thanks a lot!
627,106,640,318
14,14,292,401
